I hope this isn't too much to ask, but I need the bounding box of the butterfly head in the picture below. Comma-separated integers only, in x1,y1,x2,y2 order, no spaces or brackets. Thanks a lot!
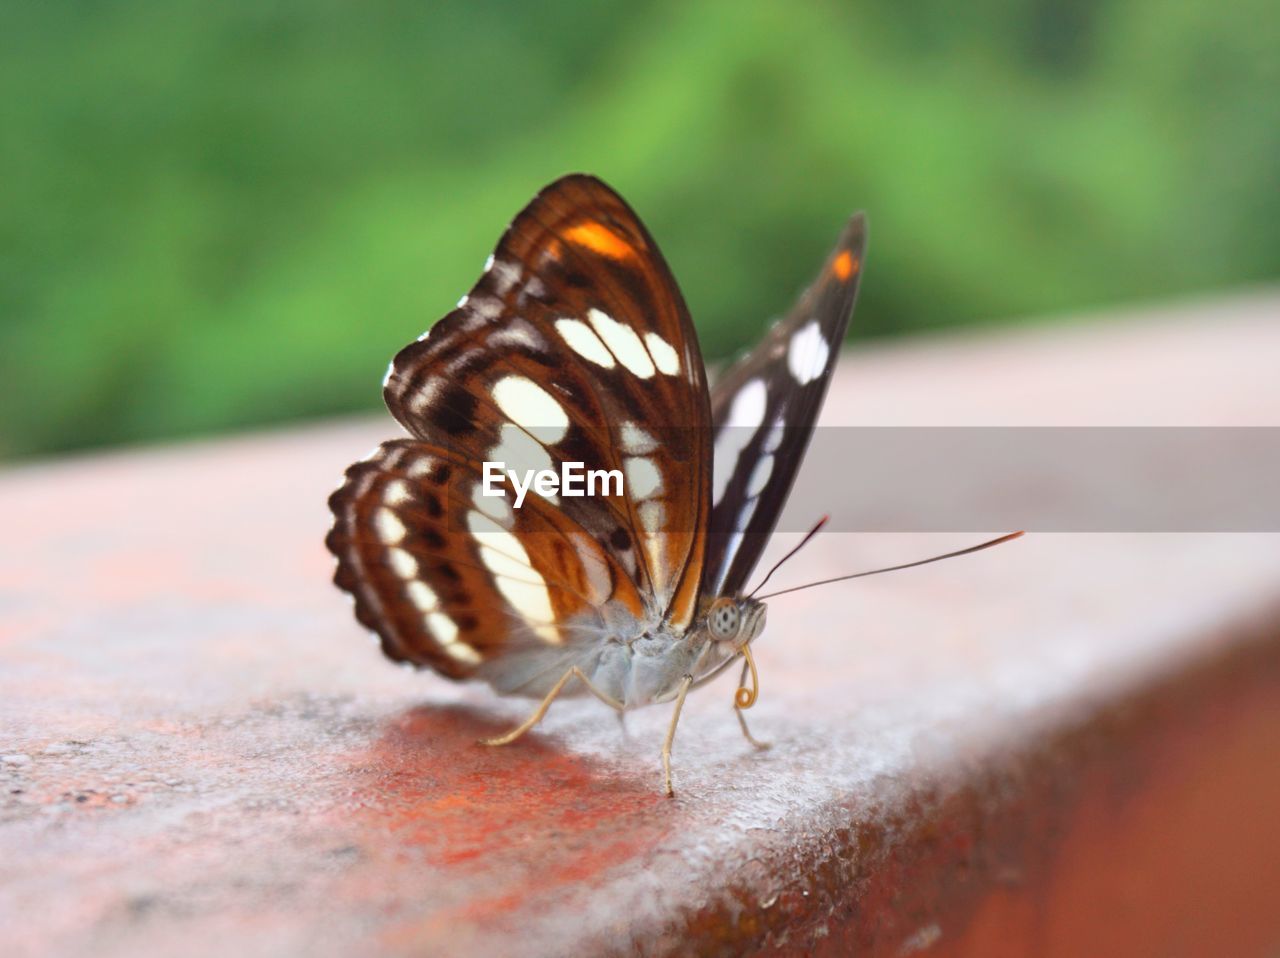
704,596,768,710
706,596,767,650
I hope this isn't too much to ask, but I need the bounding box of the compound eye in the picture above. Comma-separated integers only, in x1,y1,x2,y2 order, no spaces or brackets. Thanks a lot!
710,601,740,640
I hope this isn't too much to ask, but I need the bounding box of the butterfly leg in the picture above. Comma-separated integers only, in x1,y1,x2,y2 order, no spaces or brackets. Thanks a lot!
661,674,694,797
734,659,772,750
480,667,622,747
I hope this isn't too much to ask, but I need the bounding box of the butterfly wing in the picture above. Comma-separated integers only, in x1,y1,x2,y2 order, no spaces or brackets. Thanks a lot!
327,439,649,696
701,213,866,597
329,175,713,693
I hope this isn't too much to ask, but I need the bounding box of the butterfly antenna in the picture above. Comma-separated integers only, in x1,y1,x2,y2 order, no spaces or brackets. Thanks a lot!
755,531,1025,601
747,515,830,599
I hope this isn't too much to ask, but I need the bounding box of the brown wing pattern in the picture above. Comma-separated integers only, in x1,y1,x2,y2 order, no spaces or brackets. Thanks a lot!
327,439,648,679
380,175,711,628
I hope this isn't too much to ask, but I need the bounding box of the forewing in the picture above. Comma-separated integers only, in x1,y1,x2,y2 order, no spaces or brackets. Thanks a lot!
379,175,711,629
327,440,647,684
702,213,866,596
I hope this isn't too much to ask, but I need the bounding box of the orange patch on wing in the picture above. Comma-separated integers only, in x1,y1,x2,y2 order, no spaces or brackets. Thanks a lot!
564,221,636,261
833,249,858,282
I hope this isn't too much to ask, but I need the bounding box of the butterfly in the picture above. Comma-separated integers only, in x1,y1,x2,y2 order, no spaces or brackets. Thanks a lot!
326,173,864,795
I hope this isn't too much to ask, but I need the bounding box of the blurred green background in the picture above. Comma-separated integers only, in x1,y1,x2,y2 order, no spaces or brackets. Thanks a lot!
2,1,1277,460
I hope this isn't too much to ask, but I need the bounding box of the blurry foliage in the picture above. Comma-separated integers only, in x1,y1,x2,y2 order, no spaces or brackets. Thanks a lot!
1,0,1277,458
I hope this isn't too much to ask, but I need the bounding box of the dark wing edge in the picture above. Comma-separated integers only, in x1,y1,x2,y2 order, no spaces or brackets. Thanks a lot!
702,212,867,596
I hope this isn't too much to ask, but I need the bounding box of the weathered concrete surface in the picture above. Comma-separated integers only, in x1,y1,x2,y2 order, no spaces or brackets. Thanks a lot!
3,292,1280,957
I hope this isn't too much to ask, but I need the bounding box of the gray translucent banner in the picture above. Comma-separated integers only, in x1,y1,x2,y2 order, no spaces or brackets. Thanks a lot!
463,426,1280,532
777,427,1280,532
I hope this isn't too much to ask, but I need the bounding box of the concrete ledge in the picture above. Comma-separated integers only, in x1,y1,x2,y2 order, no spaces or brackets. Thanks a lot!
3,292,1280,957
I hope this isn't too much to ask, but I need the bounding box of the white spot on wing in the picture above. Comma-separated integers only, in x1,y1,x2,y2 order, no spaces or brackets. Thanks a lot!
726,379,767,430
407,378,443,418
763,416,786,453
472,526,561,643
473,483,514,527
625,457,663,500
555,318,615,368
588,308,655,378
504,585,559,643
468,512,545,589
480,544,534,583
746,456,773,497
467,295,503,322
387,547,418,579
384,479,412,506
406,580,438,612
490,321,544,351
427,609,457,642
638,500,665,533
488,258,521,295
489,426,556,486
426,611,483,665
616,547,637,578
467,509,523,550
620,422,658,455
712,379,768,502
492,376,569,443
644,331,680,375
442,640,482,666
787,320,830,385
375,508,407,544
